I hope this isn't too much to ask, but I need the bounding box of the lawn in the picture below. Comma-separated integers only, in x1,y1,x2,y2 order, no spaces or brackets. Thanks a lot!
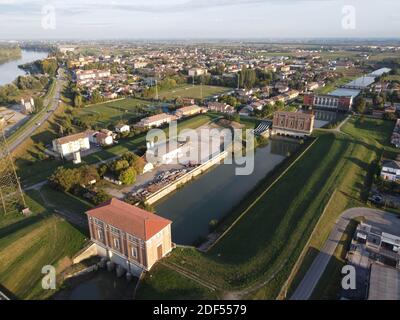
136,264,218,300
155,85,231,100
76,98,163,127
0,190,87,300
39,184,93,214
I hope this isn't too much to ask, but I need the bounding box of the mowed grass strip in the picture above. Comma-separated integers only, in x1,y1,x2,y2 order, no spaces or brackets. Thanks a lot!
164,133,352,295
136,264,218,300
0,191,86,299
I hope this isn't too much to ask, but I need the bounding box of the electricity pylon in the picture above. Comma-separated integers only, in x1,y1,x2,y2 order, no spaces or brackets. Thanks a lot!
0,126,26,215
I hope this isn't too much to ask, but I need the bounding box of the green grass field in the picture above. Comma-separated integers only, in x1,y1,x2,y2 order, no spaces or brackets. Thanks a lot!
155,85,231,100
76,98,163,127
137,264,218,300
0,190,87,300
136,116,397,300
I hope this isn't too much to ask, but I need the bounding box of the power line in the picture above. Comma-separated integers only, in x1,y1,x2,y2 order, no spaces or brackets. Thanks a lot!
0,127,26,215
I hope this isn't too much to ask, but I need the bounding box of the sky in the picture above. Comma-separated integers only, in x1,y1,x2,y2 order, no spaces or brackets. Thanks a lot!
0,0,399,40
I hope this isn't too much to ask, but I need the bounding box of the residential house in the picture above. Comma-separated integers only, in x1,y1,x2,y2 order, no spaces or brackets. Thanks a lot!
95,129,114,146
115,124,130,134
52,131,91,158
188,68,207,77
136,113,177,129
207,102,235,114
86,198,172,275
20,98,35,114
381,160,400,181
175,105,205,118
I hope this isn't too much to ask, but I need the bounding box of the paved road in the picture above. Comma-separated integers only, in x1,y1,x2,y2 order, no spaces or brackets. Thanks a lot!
291,207,400,300
7,69,65,153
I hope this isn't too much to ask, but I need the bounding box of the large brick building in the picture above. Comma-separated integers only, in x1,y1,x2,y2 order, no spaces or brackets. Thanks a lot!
272,111,315,137
303,93,353,112
86,198,172,275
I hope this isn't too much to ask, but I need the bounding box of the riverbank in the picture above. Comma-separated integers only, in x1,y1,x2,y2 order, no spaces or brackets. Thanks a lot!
0,49,48,86
0,46,21,65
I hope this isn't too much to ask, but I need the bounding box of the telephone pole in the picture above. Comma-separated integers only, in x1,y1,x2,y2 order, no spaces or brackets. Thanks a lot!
0,127,26,215
155,79,159,101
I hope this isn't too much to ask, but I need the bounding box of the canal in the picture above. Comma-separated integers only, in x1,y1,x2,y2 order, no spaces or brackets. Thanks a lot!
0,49,49,85
155,137,300,245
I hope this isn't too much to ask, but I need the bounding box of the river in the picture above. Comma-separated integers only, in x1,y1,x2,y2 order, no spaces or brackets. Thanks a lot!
0,49,49,86
155,137,300,245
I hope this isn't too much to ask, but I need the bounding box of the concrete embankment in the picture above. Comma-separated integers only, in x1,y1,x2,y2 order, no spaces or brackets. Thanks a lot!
145,151,228,205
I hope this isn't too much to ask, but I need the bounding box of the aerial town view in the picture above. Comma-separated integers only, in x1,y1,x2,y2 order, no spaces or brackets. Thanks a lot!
1,0,400,313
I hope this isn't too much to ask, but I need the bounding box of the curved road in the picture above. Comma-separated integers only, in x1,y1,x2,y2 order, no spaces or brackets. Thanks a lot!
7,69,65,153
291,207,400,300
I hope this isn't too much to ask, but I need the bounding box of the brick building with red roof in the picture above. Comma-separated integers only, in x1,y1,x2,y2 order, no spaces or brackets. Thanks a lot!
86,198,172,274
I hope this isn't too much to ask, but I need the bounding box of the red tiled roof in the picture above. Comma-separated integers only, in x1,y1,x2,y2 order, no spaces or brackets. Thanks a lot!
86,198,171,241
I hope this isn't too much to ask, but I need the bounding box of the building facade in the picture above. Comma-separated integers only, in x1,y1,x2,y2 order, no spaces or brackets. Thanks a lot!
303,93,353,112
381,160,400,182
86,198,172,275
272,111,315,137
52,132,91,158
136,113,176,129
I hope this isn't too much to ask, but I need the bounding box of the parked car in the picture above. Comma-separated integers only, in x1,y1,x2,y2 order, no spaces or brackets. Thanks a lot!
369,194,384,205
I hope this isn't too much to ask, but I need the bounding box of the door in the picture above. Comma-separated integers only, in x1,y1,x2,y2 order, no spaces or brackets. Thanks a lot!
157,244,163,260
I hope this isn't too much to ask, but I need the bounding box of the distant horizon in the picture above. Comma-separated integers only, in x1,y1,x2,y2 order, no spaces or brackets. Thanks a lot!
2,36,400,43
1,0,399,40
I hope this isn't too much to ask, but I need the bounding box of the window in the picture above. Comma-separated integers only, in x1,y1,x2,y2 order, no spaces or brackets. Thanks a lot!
94,219,103,228
114,238,120,250
131,247,138,259
97,229,104,241
110,226,120,235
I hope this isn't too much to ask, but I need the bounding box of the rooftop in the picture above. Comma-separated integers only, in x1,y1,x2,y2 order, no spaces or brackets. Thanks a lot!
86,198,172,241
368,264,400,300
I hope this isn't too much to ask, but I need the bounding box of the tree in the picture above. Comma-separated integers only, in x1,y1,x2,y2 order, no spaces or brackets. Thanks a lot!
33,97,44,112
118,167,137,185
92,190,112,205
49,167,79,192
73,94,83,108
111,159,130,174
354,97,366,114
79,165,100,186
91,90,102,104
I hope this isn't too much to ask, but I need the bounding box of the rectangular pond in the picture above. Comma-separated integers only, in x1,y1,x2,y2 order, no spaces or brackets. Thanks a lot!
154,137,300,245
